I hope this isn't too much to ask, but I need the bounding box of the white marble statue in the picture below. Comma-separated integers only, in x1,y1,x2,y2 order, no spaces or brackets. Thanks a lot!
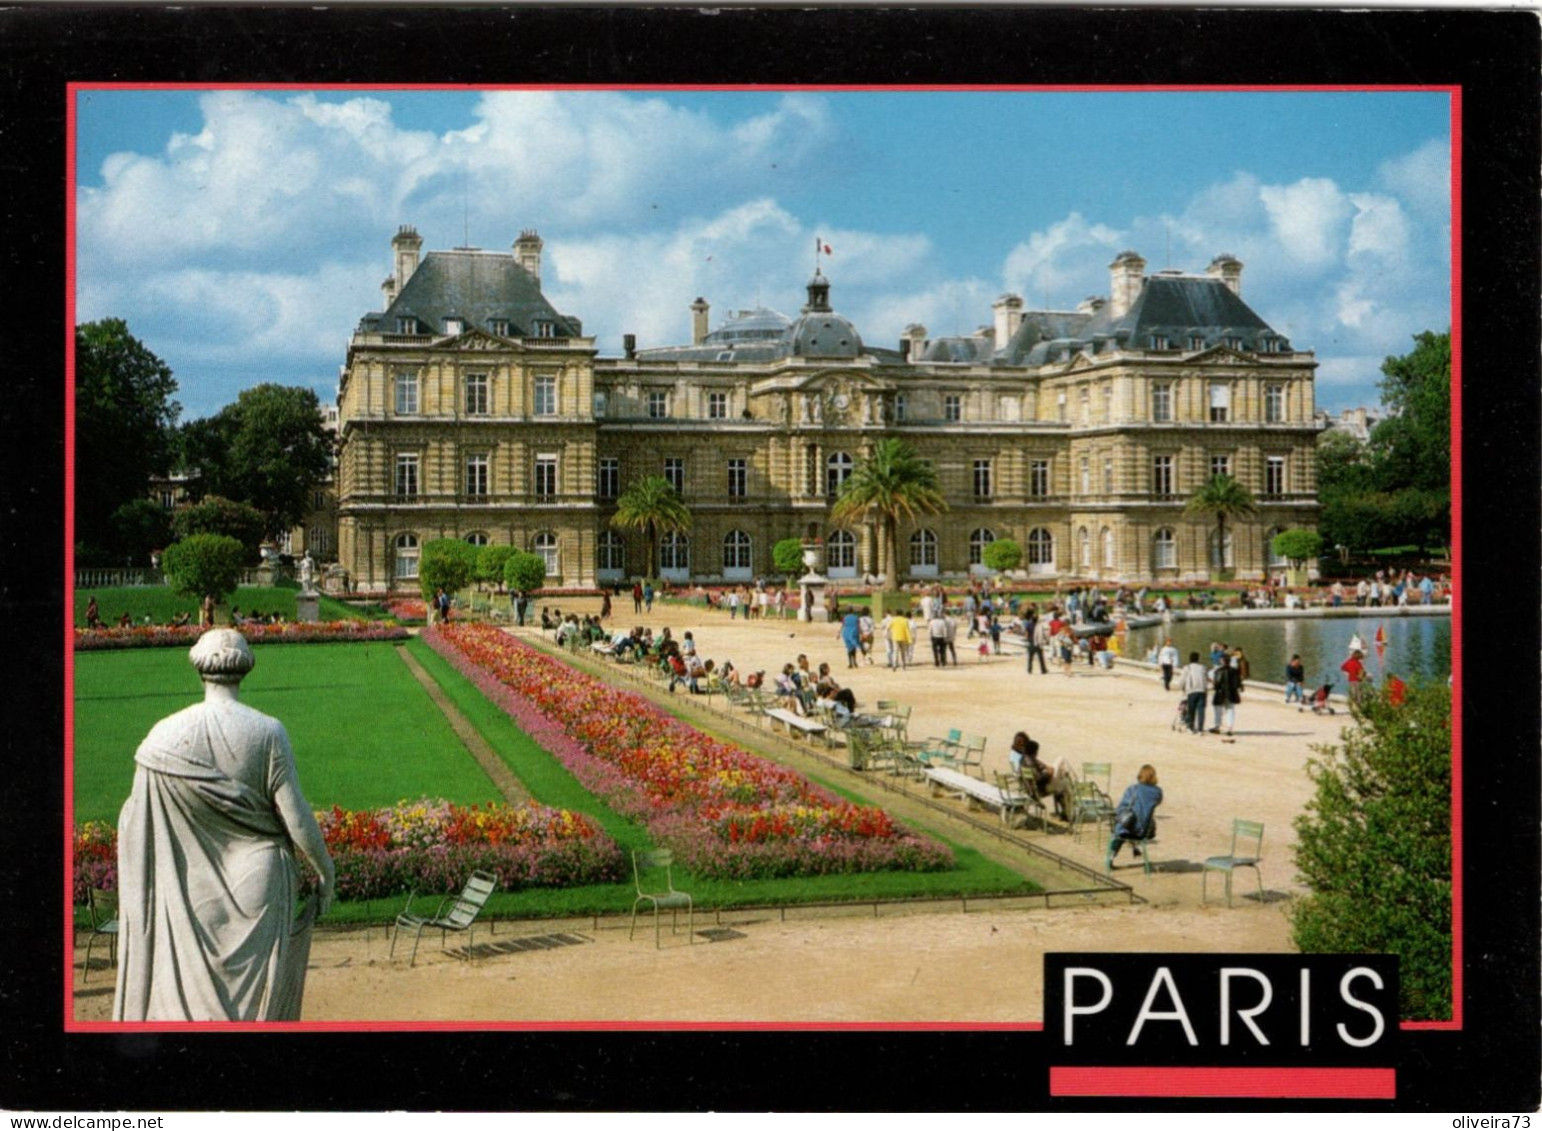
299,551,316,593
114,630,335,1021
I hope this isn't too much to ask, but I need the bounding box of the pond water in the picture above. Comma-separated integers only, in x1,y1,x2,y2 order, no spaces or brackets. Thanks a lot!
1125,613,1453,689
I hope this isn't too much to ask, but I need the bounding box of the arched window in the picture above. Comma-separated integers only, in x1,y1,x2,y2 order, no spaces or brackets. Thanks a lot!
1210,528,1234,570
533,532,558,575
827,529,857,578
465,532,489,547
598,531,626,577
1078,526,1091,568
722,530,752,578
660,531,690,576
308,526,330,557
968,528,995,566
909,528,938,577
1266,527,1287,567
1027,527,1054,573
394,533,419,581
1153,528,1177,570
1101,526,1116,570
826,451,854,497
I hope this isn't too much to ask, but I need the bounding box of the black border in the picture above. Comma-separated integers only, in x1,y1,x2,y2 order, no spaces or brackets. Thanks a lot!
6,5,1538,1113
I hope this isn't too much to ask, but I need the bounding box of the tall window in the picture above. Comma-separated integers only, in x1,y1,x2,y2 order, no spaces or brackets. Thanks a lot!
1026,528,1054,569
1103,457,1114,494
598,531,626,574
722,530,752,572
464,453,489,497
1079,456,1090,495
394,370,419,415
909,529,938,569
534,374,556,416
804,445,820,497
465,532,488,547
1153,528,1176,569
973,459,992,499
660,531,690,572
534,455,557,500
1210,454,1231,479
1102,526,1116,570
708,391,728,419
1265,383,1284,423
1102,384,1114,421
597,457,619,499
944,394,962,423
1267,527,1288,568
1266,455,1287,495
309,526,329,556
1211,529,1234,570
894,394,907,422
969,528,995,566
1152,454,1173,497
827,529,857,574
647,390,669,419
533,532,558,574
727,458,747,499
465,373,489,415
394,533,419,580
664,457,685,494
1078,526,1091,568
1030,459,1050,498
1208,382,1231,423
395,453,420,497
1152,383,1172,423
1079,387,1091,423
1057,392,1068,422
826,451,853,497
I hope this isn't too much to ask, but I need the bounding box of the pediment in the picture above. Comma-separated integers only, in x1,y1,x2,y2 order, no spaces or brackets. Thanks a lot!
1188,345,1249,364
448,329,509,351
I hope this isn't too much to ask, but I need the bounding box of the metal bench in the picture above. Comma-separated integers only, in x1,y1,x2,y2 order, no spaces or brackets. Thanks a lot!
763,707,828,740
924,766,1024,824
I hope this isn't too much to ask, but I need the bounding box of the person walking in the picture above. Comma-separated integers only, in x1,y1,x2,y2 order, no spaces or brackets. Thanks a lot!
927,610,949,667
1210,651,1241,736
1179,651,1209,734
1284,653,1306,704
840,608,863,669
1027,609,1049,674
1157,638,1179,691
643,582,655,613
887,608,912,670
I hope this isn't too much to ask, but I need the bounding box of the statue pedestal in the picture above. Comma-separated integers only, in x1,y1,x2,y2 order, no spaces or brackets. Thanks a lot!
798,575,828,623
295,591,320,624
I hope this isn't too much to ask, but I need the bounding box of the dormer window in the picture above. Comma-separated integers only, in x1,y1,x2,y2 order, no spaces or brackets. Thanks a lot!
395,316,419,335
1224,336,1244,350
488,319,511,337
1261,337,1281,354
444,316,464,336
533,320,556,338
1188,335,1205,351
1150,335,1170,350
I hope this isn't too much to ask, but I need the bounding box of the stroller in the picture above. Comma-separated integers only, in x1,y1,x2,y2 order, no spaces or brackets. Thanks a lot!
1171,697,1193,731
1307,682,1337,715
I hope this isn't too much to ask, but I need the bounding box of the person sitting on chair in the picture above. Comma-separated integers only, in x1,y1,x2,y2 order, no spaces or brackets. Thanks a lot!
1010,732,1076,820
1107,764,1163,869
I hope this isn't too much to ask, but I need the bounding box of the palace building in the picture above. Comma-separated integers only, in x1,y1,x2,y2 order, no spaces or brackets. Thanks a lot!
335,226,1322,594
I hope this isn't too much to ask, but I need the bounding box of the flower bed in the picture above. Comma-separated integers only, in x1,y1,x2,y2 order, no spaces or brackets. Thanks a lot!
73,798,624,903
426,624,953,880
73,621,410,651
385,599,428,621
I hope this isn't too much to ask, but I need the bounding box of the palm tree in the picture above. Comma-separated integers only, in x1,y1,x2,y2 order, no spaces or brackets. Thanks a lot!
610,475,691,580
1185,473,1258,578
830,438,948,591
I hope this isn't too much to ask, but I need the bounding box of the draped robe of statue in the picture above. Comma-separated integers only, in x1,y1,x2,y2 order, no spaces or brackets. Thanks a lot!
114,695,332,1021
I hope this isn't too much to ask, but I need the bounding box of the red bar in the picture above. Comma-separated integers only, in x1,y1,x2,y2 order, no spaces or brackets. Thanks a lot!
1050,1066,1395,1099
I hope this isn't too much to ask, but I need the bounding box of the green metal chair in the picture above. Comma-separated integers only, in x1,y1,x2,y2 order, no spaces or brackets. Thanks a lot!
952,734,988,779
82,886,118,983
914,727,963,769
630,849,694,947
993,770,1044,830
391,869,498,966
1202,820,1266,907
1081,761,1113,796
1070,779,1117,842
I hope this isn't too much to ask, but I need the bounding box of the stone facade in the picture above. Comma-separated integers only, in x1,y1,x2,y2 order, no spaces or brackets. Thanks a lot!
336,229,1322,595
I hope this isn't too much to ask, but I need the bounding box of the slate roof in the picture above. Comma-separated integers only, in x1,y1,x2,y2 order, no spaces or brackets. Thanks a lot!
359,250,581,337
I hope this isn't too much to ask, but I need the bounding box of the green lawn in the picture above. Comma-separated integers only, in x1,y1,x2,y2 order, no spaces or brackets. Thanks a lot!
72,641,501,823
74,584,374,627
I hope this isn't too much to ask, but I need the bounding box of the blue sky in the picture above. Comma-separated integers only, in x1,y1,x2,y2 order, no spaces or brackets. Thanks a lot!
74,88,1452,420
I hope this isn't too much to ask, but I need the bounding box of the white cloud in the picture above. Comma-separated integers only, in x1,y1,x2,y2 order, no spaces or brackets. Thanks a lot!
1377,137,1451,217
1347,193,1410,260
1259,177,1353,268
1001,213,1124,303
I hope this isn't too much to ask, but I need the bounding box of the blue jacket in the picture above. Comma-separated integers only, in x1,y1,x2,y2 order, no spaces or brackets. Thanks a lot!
1115,781,1163,838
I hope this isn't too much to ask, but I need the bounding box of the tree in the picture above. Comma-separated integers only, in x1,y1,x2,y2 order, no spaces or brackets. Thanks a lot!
475,544,517,590
609,476,691,579
830,438,948,592
161,534,246,607
981,538,1022,572
75,319,181,561
503,551,548,594
171,495,267,559
1292,682,1452,1020
772,537,807,576
179,384,333,539
110,498,173,569
1372,329,1451,496
417,538,479,600
1184,474,1258,577
1270,529,1323,570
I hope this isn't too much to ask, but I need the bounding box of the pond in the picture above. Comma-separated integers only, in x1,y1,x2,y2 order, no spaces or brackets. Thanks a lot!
1125,613,1453,689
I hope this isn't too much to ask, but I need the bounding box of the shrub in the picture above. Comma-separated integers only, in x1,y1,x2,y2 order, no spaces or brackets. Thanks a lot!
1271,529,1324,569
503,550,548,594
162,533,247,605
418,538,479,600
981,538,1022,572
171,495,267,559
772,537,807,575
1291,682,1452,1020
475,544,516,589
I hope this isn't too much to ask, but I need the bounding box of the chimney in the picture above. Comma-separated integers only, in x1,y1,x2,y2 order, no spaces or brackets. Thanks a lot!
623,333,637,360
1077,294,1107,316
1108,251,1146,319
902,323,927,362
381,276,398,307
992,293,1025,348
514,229,544,288
392,225,423,293
691,297,710,345
1207,253,1243,296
